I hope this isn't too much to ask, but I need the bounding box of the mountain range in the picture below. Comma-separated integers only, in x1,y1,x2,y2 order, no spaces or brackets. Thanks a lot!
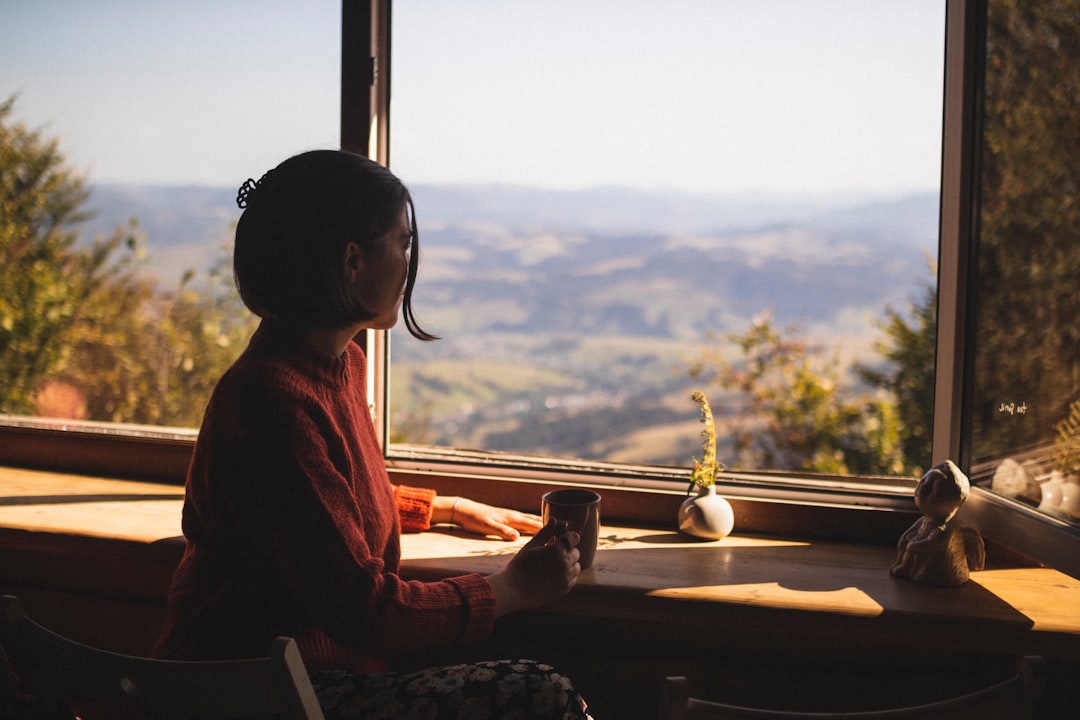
78,182,939,464
78,181,939,350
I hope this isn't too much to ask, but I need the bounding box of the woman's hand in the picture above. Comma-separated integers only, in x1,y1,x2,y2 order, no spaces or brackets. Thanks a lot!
434,496,543,541
485,520,581,617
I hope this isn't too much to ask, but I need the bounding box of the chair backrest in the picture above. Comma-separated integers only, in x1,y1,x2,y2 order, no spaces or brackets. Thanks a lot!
659,656,1046,720
0,595,325,720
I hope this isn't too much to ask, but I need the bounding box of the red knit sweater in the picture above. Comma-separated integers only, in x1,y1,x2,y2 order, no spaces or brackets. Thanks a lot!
152,321,496,673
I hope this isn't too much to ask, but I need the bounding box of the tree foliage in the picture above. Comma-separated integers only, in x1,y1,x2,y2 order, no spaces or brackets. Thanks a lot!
49,247,255,427
691,312,912,477
860,276,936,475
0,95,126,414
0,96,255,426
969,0,1080,462
689,0,1080,479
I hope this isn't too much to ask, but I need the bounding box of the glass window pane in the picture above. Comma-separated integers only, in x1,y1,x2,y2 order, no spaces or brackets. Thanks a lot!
1,0,339,428
966,0,1080,523
388,1,945,477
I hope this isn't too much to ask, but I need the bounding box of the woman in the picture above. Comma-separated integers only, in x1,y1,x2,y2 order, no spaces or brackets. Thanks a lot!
153,150,590,719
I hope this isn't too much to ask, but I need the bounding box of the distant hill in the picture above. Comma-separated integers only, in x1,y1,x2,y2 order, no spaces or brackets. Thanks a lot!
402,186,937,340
82,184,238,249
410,183,938,242
77,184,239,286
75,182,939,464
79,181,937,294
76,179,938,349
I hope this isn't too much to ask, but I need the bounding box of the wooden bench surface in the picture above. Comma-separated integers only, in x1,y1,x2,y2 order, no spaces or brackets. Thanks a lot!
3,465,1079,661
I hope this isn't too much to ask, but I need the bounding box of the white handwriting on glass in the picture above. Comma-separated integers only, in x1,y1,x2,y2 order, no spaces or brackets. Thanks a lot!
998,401,1028,416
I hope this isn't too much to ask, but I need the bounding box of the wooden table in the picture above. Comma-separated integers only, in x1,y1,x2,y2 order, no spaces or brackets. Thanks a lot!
3,466,1080,717
2,466,1079,656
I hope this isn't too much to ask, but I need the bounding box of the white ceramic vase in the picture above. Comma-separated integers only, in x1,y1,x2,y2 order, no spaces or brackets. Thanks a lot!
1058,476,1080,520
678,484,735,540
1038,471,1065,516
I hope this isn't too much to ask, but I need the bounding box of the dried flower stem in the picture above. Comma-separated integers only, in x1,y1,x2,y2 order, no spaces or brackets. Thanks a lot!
689,390,724,491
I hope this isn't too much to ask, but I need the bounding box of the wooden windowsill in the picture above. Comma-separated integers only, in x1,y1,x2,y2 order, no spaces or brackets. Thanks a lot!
2,465,1079,665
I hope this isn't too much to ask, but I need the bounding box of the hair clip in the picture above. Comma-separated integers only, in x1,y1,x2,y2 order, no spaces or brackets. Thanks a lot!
236,177,260,209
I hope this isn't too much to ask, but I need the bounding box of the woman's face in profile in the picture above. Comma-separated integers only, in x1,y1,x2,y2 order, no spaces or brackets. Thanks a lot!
353,207,411,330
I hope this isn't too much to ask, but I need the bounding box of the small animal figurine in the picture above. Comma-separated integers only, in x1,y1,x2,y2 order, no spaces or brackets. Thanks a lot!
891,460,986,586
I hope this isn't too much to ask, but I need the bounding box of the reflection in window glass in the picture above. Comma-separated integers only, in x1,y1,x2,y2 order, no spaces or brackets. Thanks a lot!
388,1,945,476
0,1,338,428
967,0,1080,522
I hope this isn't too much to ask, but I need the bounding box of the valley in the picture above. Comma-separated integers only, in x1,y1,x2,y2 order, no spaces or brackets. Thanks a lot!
82,182,939,467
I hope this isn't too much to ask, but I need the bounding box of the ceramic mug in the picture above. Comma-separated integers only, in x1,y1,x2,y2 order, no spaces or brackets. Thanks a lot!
541,488,601,569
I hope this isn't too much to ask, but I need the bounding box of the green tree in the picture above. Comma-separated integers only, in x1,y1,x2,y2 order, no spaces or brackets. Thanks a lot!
42,225,155,421
62,253,254,427
54,248,256,428
692,312,908,476
969,0,1080,462
0,96,128,414
1,96,255,427
860,276,937,476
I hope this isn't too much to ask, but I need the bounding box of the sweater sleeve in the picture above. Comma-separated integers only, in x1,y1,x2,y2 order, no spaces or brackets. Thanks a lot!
270,423,493,660
394,485,436,532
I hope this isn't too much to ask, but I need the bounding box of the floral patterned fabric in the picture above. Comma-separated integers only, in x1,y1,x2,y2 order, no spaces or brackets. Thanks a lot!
312,659,593,720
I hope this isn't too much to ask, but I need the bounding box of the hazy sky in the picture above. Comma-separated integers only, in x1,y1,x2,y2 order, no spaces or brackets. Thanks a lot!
1,0,945,197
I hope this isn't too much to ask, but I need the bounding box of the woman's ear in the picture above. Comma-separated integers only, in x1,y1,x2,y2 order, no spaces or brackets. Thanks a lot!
344,241,364,279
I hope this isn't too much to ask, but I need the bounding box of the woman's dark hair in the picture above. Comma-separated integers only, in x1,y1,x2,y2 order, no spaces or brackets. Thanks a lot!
233,149,436,341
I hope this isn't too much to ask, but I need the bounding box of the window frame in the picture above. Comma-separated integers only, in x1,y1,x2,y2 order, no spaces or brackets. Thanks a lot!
2,0,1079,576
371,0,928,503
368,0,926,505
934,0,1080,578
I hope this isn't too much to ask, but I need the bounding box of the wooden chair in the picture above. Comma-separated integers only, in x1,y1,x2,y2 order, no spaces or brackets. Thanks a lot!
658,656,1046,720
0,595,325,720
